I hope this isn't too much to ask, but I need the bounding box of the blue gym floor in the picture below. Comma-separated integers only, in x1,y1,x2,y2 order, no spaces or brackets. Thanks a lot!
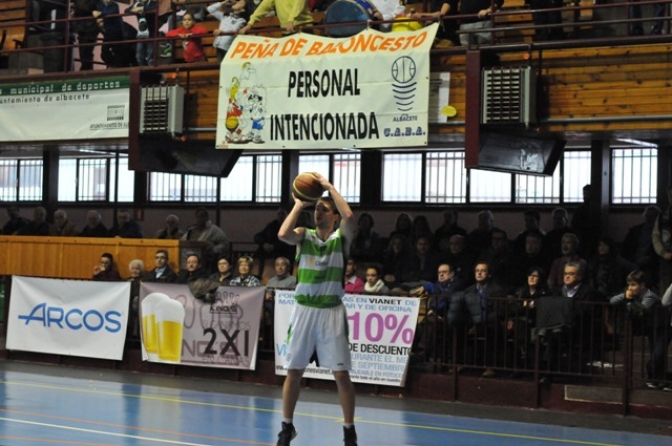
0,362,669,445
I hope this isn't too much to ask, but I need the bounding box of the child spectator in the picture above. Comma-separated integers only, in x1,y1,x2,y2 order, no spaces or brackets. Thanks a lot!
207,0,248,62
166,12,209,62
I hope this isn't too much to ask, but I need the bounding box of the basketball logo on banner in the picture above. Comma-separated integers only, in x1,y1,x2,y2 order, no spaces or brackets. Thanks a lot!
391,56,418,112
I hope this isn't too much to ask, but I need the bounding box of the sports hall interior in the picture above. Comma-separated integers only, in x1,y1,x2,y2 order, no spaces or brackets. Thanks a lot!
0,0,671,431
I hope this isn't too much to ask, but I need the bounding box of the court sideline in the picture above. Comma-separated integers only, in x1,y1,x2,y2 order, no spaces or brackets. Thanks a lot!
0,361,671,445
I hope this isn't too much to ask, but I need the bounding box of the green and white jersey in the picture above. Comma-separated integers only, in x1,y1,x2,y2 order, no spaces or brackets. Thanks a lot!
294,228,345,308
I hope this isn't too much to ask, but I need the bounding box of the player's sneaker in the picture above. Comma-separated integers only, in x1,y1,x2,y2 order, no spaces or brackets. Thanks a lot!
276,422,297,446
343,425,358,446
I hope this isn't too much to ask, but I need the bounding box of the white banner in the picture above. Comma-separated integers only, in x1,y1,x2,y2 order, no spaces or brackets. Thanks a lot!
0,78,130,142
140,283,264,370
216,24,439,150
6,276,130,360
274,291,420,387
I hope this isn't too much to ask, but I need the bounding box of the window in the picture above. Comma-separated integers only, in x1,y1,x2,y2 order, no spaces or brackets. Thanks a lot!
299,154,330,176
515,168,561,204
382,153,422,202
425,151,466,204
110,157,135,202
563,151,591,202
0,159,43,202
470,169,512,203
58,156,133,202
185,175,218,202
221,156,253,201
612,147,657,204
333,153,360,203
149,172,182,201
256,155,282,203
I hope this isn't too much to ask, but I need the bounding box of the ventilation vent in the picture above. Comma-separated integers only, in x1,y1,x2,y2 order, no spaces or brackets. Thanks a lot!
481,67,537,126
141,85,185,135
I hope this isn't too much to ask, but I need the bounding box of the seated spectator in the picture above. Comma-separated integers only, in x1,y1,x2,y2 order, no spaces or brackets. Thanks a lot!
51,209,78,236
411,0,460,46
543,207,575,261
433,208,467,253
2,206,30,235
388,212,413,241
621,205,660,285
166,12,209,63
181,207,229,272
482,228,518,291
80,210,110,237
210,254,234,285
448,261,507,377
513,210,545,256
349,212,384,264
526,0,564,42
176,253,209,284
382,234,411,286
412,214,434,247
266,257,297,290
468,210,496,255
344,259,365,294
548,233,587,290
92,252,123,281
588,237,637,300
390,235,439,293
363,264,389,295
17,206,50,236
611,270,669,389
518,232,551,285
230,255,262,287
154,214,185,240
441,234,477,286
239,0,314,35
146,249,178,283
111,208,144,238
458,0,503,46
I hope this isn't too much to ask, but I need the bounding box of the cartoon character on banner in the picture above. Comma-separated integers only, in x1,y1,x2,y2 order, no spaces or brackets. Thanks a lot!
225,62,260,144
245,86,266,144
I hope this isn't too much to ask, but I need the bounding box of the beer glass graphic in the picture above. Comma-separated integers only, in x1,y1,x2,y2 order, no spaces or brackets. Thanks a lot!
141,293,170,361
155,298,186,363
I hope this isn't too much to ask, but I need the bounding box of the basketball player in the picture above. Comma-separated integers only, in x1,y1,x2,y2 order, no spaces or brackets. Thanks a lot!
276,172,357,446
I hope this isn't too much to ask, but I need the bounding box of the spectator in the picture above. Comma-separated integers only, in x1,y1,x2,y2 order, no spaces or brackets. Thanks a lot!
166,12,209,63
630,0,668,35
153,214,185,239
125,0,158,66
448,261,506,377
92,252,123,281
391,235,439,293
127,258,146,339
611,270,669,389
571,184,600,257
412,214,434,247
51,209,78,236
2,206,30,235
588,237,637,299
344,258,365,294
349,212,384,264
176,253,209,284
652,186,672,294
254,208,294,274
382,234,411,286
266,256,297,290
17,206,50,236
79,210,110,237
363,264,389,295
388,212,413,241
458,0,504,46
94,0,137,68
210,254,234,285
518,232,551,285
111,208,144,238
544,207,575,261
145,249,178,283
433,208,467,253
468,210,496,255
482,228,518,291
411,0,460,46
548,233,587,289
207,0,248,62
230,255,262,287
72,0,99,70
621,205,660,284
239,0,313,35
442,234,477,286
513,210,545,256
181,207,229,271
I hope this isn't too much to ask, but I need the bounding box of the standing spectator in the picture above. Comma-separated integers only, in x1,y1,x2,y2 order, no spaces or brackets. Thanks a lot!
153,214,185,239
72,0,99,70
92,252,122,281
210,254,234,285
458,0,504,46
344,259,365,294
145,249,178,283
51,209,78,236
207,0,248,62
166,12,209,62
111,208,144,238
630,0,668,35
17,206,51,236
79,210,110,237
94,0,136,68
543,207,575,262
513,210,545,256
571,184,600,257
254,208,294,275
526,0,564,41
622,205,660,287
181,207,229,271
433,208,467,253
125,0,158,66
349,212,384,264
548,233,587,289
612,270,669,389
468,210,496,255
3,206,30,235
652,186,672,294
230,256,262,287
239,0,313,35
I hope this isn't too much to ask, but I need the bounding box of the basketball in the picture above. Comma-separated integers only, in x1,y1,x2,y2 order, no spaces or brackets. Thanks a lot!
292,172,325,201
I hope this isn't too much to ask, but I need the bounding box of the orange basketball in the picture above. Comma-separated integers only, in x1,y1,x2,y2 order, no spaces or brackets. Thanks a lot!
292,172,325,201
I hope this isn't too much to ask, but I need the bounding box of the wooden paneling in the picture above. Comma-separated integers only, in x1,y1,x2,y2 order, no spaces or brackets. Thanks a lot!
0,236,180,280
